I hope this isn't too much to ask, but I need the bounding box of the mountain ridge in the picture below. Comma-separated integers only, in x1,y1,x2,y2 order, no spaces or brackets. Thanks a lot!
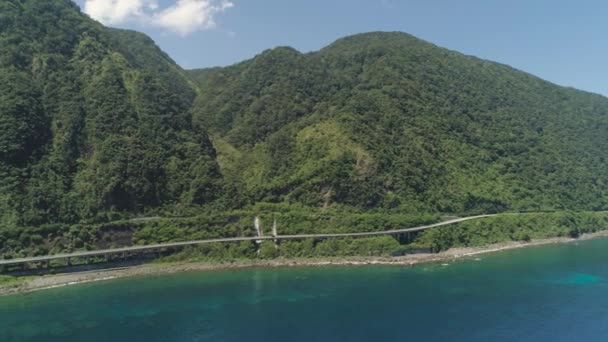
190,31,608,99
189,30,608,214
3,1,608,232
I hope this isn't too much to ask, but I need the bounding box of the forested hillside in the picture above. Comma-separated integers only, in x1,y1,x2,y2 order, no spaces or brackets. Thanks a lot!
3,0,608,237
0,0,222,228
191,32,608,215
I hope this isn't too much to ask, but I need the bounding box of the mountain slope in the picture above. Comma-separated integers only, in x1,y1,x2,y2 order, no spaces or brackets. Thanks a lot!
0,0,222,227
3,0,608,232
190,32,608,214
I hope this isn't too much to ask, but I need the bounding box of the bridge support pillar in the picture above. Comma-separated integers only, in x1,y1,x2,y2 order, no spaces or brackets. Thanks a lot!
66,257,72,266
0,265,5,273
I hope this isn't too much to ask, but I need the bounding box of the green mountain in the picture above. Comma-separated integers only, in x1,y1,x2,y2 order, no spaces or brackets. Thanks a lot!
190,32,608,214
0,0,222,228
3,0,608,235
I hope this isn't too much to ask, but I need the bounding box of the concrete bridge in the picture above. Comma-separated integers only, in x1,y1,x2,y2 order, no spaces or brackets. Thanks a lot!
0,214,495,272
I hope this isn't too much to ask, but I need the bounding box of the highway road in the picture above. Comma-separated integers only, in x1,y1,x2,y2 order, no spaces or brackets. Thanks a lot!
0,214,495,267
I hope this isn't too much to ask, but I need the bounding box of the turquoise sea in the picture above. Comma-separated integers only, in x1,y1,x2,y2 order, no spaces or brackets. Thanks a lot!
2,238,608,341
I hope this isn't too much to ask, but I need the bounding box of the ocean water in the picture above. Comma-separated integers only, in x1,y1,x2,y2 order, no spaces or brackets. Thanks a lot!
2,239,608,341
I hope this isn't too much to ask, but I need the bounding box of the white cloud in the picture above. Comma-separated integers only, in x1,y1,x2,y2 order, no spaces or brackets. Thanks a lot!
82,0,233,35
153,0,233,35
84,0,149,24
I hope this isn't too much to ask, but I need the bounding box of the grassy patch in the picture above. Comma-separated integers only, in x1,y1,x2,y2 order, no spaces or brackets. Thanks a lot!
0,275,31,287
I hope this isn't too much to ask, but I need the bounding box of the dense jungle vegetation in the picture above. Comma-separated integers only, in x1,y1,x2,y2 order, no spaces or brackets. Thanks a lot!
3,0,608,258
190,33,608,215
0,0,222,230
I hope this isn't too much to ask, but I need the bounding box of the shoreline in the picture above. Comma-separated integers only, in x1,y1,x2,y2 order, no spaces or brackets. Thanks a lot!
2,230,608,297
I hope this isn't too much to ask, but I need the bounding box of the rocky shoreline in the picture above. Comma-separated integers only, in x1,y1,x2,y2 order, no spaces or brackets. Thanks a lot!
2,230,608,297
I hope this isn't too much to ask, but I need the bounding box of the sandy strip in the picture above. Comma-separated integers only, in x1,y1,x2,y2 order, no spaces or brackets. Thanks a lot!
2,230,608,297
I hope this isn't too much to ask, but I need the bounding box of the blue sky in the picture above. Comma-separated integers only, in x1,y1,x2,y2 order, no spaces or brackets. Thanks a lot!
75,1,608,96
